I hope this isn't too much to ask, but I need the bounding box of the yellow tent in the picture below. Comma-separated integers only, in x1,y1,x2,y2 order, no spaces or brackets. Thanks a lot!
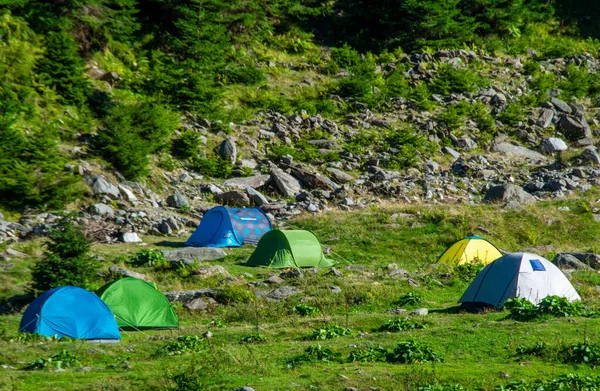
437,236,502,266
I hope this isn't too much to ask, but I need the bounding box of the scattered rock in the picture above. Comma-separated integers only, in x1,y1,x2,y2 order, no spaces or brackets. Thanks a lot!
218,138,237,164
484,184,535,205
166,192,189,208
266,286,302,301
215,190,250,207
108,267,150,281
89,203,114,217
191,265,231,278
223,175,270,190
162,248,227,265
552,253,593,271
539,138,567,154
120,232,143,243
493,142,546,160
270,167,302,197
89,176,120,199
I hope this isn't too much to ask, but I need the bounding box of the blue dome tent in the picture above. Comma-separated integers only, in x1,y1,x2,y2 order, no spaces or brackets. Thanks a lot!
19,286,120,341
185,206,272,248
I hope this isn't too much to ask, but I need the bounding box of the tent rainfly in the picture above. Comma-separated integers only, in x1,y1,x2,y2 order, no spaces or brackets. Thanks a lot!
245,230,334,268
185,206,272,247
96,277,179,329
438,235,502,266
19,286,120,341
459,252,581,308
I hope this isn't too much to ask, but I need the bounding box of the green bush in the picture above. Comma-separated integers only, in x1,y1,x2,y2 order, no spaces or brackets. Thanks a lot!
397,292,422,307
308,325,352,340
287,344,341,368
408,83,435,110
30,216,99,292
347,346,388,362
560,341,600,368
559,64,600,100
454,262,484,282
95,99,179,179
224,66,266,85
154,335,205,357
386,340,443,364
217,285,255,304
128,249,170,269
429,65,488,95
383,127,436,169
189,155,234,179
293,304,321,317
505,296,583,321
26,349,79,370
378,318,428,332
173,131,203,160
514,341,548,358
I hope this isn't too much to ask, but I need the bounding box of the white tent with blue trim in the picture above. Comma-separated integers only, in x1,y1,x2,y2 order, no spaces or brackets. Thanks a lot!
459,252,580,308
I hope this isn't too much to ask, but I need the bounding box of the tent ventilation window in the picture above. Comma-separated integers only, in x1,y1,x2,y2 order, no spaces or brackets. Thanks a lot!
530,259,546,271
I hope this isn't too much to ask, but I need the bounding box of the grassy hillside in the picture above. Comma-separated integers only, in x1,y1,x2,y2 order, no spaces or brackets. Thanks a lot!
3,200,600,390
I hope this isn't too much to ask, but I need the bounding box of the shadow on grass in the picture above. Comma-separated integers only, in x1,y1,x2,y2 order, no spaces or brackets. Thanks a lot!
156,241,186,248
0,293,34,315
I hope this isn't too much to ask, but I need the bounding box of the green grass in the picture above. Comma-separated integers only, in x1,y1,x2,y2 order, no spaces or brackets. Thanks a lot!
3,200,600,389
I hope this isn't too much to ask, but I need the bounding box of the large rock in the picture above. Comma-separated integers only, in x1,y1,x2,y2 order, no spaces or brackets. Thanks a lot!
581,147,600,166
559,115,592,140
536,108,554,128
484,184,535,205
118,185,138,202
539,138,567,154
191,265,231,278
556,253,600,270
120,232,143,243
551,97,572,114
215,190,250,206
266,286,302,301
290,167,334,190
552,253,593,271
162,247,227,265
89,176,120,199
166,192,189,208
492,142,546,160
246,187,269,206
89,203,114,217
218,138,237,164
326,167,354,184
164,288,220,303
108,266,150,281
223,174,270,190
270,167,302,197
184,297,218,311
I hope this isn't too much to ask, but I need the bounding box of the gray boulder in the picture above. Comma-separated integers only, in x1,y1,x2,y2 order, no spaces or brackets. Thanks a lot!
559,115,592,140
184,297,218,311
551,97,572,113
166,192,188,208
89,203,114,217
539,138,567,154
557,253,600,270
218,138,237,164
191,265,231,278
246,187,269,206
266,286,302,301
326,167,354,183
552,253,593,271
90,176,120,199
165,289,220,303
536,108,554,128
223,174,270,190
581,147,600,166
270,167,302,197
215,190,250,207
108,266,150,281
493,142,546,160
162,247,227,265
484,184,535,205
120,232,143,243
412,308,428,316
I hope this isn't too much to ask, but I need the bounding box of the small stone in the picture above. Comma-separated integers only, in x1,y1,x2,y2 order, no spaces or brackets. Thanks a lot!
411,308,428,316
203,331,213,339
166,192,189,208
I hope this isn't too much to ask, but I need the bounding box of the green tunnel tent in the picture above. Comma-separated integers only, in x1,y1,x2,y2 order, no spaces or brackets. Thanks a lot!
245,230,334,268
96,278,179,330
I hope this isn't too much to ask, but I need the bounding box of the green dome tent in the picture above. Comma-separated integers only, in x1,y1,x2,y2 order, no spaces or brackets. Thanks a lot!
96,278,179,330
245,230,334,268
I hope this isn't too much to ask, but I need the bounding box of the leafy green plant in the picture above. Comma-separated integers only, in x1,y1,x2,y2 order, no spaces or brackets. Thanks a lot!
505,296,583,321
206,318,226,328
429,65,488,95
30,216,99,292
514,341,548,358
378,318,428,332
128,249,169,268
189,155,234,179
308,325,352,340
26,349,79,370
154,335,204,357
454,262,484,282
347,346,388,362
217,285,254,304
293,304,321,317
287,344,341,368
173,131,203,160
560,341,600,368
386,340,443,364
239,334,267,344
